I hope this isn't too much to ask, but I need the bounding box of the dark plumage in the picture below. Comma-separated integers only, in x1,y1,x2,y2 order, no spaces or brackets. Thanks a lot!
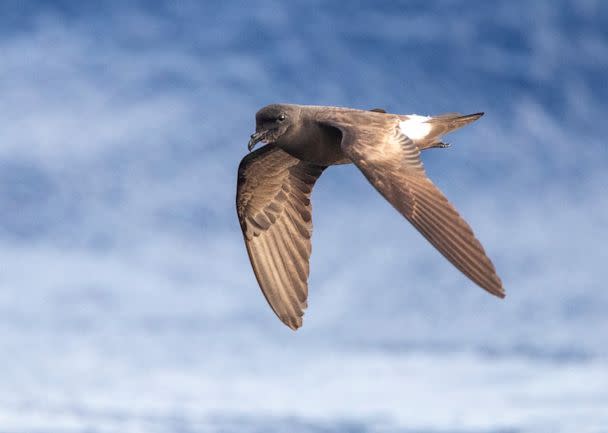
237,104,504,330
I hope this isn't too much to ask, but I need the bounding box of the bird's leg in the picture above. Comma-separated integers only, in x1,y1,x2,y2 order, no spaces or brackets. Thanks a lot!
429,141,451,149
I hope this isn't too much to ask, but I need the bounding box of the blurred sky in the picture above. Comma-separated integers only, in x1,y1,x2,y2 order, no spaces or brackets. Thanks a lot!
0,1,607,432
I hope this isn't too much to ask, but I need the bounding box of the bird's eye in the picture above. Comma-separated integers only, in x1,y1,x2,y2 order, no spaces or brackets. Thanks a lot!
278,114,286,122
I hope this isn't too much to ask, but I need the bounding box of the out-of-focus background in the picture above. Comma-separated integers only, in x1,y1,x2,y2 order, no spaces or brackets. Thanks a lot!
1,1,607,432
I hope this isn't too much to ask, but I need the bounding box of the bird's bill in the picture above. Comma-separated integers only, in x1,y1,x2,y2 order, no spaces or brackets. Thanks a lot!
248,130,269,151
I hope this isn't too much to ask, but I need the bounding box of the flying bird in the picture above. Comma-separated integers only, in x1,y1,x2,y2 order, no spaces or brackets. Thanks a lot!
236,104,504,330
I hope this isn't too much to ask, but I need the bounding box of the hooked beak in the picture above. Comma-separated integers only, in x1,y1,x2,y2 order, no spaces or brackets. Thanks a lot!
248,130,268,152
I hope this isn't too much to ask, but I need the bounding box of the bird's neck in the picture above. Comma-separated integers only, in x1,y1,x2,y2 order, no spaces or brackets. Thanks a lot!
276,119,344,166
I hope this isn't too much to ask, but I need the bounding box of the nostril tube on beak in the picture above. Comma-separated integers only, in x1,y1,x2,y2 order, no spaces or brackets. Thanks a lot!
247,131,267,152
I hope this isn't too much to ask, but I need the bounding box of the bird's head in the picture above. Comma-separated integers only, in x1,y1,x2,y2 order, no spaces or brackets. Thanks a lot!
248,104,299,151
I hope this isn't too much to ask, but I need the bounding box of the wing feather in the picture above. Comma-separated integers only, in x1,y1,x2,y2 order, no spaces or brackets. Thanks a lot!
320,117,504,297
236,144,325,329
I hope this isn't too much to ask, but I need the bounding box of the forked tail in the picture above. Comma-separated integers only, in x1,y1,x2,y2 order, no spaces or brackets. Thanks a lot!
420,112,484,149
428,112,484,131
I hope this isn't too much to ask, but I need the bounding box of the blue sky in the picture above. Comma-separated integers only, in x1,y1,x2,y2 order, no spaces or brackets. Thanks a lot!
0,1,607,432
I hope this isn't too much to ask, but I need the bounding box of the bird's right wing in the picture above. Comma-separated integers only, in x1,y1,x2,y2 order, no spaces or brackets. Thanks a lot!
321,117,504,297
237,144,326,329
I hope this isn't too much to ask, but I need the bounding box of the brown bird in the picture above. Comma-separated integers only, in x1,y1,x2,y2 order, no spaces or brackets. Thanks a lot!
237,104,504,330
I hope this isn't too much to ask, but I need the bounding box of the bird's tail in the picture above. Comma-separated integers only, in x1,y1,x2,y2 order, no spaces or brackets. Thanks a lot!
420,112,484,150
428,112,484,132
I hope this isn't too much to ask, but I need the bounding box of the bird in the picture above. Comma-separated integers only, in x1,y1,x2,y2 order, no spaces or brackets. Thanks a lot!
236,103,504,330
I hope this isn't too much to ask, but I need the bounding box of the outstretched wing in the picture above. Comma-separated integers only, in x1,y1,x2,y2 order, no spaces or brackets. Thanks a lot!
322,117,504,297
236,144,326,329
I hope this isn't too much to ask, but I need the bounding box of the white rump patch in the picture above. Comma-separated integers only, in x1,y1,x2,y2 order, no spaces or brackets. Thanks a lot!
399,115,432,140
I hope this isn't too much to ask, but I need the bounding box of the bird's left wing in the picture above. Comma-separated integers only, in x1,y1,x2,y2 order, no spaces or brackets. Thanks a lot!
236,144,326,329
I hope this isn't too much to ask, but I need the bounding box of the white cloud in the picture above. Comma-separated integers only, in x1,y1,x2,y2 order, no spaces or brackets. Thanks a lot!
0,1,607,431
